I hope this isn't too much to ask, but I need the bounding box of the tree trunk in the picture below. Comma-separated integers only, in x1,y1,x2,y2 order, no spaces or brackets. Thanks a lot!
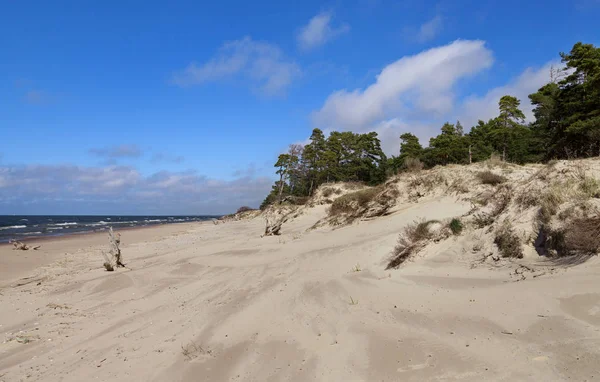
277,172,284,202
469,145,472,164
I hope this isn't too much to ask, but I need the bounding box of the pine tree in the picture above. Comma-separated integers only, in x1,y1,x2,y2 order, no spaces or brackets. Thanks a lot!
490,96,526,161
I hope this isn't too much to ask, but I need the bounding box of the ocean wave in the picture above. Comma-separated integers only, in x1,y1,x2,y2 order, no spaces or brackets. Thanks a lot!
48,227,64,230
144,219,163,223
87,221,110,227
51,222,78,226
0,225,27,230
16,232,42,235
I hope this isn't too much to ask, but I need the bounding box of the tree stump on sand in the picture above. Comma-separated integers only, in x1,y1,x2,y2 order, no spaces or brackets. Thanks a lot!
102,227,125,271
263,218,283,236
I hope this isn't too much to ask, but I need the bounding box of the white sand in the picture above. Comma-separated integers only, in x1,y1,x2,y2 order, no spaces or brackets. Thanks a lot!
1,163,600,381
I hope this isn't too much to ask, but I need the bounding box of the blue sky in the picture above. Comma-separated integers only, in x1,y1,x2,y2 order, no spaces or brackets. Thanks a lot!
1,0,599,215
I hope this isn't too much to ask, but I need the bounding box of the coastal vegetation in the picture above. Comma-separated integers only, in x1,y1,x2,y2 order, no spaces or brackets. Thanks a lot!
261,42,600,209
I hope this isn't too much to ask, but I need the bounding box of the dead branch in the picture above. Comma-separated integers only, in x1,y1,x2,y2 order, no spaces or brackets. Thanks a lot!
263,217,282,236
101,251,114,271
9,240,41,251
101,227,125,271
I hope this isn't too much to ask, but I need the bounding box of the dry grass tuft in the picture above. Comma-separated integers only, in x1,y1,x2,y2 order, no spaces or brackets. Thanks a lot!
533,160,558,181
538,187,564,223
477,170,507,186
542,215,600,258
516,191,540,208
473,213,495,228
236,206,254,214
181,342,212,360
485,153,504,168
343,182,365,190
328,183,399,225
562,216,600,255
322,188,334,197
329,187,381,217
579,176,600,198
491,186,512,216
494,223,523,258
387,220,436,269
449,178,469,194
472,186,512,228
408,173,446,192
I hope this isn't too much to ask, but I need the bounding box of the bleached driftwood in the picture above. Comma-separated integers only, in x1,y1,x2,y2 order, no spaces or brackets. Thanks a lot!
102,227,125,271
263,217,282,236
9,240,41,251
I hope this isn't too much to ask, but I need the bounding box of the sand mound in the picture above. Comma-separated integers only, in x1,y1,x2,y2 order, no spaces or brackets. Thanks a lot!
259,157,600,271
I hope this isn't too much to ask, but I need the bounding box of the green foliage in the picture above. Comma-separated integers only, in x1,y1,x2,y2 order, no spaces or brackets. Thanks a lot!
426,122,470,166
449,218,463,235
399,133,424,165
262,130,387,209
259,41,600,213
529,42,600,159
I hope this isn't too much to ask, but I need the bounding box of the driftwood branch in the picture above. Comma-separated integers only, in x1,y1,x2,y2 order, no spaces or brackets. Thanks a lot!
9,240,41,251
263,217,282,236
102,227,125,271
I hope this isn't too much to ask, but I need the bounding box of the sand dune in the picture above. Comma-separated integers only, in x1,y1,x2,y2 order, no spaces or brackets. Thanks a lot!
1,160,600,381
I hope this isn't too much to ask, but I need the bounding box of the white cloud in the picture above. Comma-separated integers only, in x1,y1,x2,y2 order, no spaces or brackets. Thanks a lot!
310,40,558,155
0,164,272,214
172,37,301,96
312,40,493,134
458,61,558,128
416,15,443,43
297,12,350,51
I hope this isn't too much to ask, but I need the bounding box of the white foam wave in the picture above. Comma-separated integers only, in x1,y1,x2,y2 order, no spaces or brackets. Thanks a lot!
0,225,27,230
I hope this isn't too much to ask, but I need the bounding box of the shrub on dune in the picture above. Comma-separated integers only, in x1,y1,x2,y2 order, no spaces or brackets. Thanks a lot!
494,223,523,258
477,170,507,186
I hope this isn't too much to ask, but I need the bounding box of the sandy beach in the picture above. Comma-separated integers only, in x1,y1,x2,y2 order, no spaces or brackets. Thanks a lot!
4,3,600,380
1,166,599,382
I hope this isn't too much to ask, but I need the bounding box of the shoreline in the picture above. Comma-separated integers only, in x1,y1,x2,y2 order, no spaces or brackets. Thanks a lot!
0,220,214,247
0,221,211,286
0,216,219,245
